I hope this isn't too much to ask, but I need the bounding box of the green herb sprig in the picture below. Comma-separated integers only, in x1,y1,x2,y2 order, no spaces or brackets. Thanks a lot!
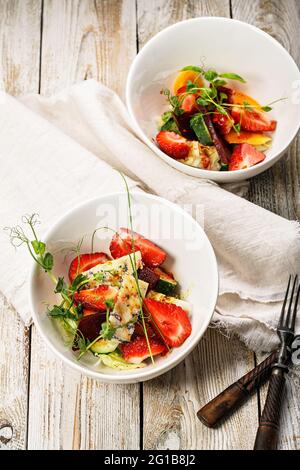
4,214,55,280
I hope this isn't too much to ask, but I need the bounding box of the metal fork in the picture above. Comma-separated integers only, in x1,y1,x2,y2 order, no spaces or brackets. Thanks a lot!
254,275,300,450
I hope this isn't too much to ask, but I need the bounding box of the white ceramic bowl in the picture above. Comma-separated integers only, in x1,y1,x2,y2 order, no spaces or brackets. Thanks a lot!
29,192,218,383
126,17,300,183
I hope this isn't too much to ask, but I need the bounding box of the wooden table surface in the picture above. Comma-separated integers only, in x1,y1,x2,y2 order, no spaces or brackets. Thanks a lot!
0,0,299,450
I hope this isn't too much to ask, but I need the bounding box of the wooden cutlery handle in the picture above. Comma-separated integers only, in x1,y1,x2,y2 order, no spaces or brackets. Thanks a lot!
197,351,277,428
254,367,286,450
197,382,248,427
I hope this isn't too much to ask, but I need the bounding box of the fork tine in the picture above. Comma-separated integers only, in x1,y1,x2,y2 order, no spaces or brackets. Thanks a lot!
278,275,291,328
290,280,300,331
285,275,298,328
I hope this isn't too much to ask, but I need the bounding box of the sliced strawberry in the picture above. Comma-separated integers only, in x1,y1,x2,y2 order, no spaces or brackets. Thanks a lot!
229,143,266,171
144,298,192,347
120,335,167,364
181,94,198,113
74,285,118,311
68,252,110,283
110,228,166,267
156,131,191,159
176,85,199,114
212,111,233,135
231,106,277,132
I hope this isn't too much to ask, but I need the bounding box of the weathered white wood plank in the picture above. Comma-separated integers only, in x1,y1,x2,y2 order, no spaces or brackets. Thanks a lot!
0,0,41,450
232,0,300,450
0,297,30,450
28,331,140,450
137,0,260,450
0,0,41,95
143,329,258,450
137,0,230,49
27,0,140,450
40,0,136,97
232,0,300,220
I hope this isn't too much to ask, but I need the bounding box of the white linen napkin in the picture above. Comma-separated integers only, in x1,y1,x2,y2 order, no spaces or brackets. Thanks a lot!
0,80,299,352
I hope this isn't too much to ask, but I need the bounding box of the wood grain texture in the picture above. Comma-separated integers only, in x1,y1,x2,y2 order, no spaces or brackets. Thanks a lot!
27,0,140,450
232,0,300,220
137,0,230,49
0,297,30,450
232,0,300,450
0,0,41,95
143,329,258,450
27,328,140,450
0,0,41,450
40,0,136,97
1,0,299,451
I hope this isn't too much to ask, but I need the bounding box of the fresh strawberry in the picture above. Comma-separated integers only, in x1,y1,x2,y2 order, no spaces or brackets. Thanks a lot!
68,252,110,283
156,131,191,159
110,228,166,267
74,285,118,311
181,94,198,113
176,85,199,113
212,111,233,135
229,143,266,171
120,335,167,364
231,106,277,132
144,298,192,347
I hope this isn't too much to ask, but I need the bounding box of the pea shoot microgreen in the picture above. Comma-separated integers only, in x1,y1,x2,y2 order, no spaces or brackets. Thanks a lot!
4,213,55,281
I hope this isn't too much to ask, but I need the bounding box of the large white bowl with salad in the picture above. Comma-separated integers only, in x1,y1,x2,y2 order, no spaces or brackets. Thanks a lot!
27,191,218,383
126,17,300,182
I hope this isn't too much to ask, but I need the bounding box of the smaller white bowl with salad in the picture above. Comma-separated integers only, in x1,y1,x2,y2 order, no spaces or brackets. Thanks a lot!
126,17,300,182
23,191,218,383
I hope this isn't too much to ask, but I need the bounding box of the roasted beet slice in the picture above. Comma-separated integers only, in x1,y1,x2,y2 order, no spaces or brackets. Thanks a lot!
199,106,231,164
74,313,106,349
173,112,197,140
138,267,159,291
217,86,234,104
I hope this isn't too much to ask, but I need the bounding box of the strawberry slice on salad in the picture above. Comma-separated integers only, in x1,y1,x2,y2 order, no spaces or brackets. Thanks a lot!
120,335,167,364
181,93,198,113
144,298,192,347
231,106,277,132
68,252,110,283
212,111,233,135
156,131,191,159
74,285,118,311
229,143,266,171
110,228,166,267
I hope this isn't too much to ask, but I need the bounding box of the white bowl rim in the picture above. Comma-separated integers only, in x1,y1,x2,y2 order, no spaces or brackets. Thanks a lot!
29,191,219,382
126,16,300,179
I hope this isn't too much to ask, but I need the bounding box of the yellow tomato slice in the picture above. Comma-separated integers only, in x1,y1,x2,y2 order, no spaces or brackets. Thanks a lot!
224,130,272,146
232,91,262,110
173,70,204,95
